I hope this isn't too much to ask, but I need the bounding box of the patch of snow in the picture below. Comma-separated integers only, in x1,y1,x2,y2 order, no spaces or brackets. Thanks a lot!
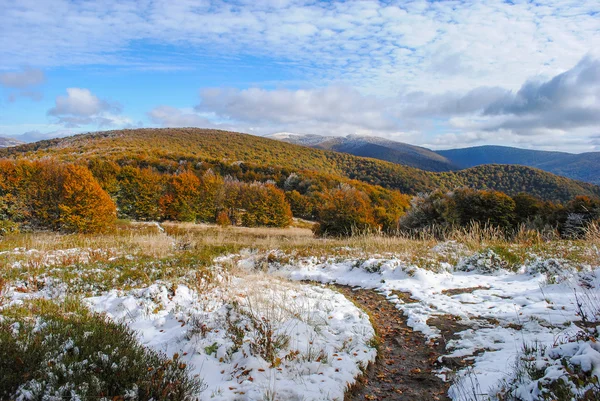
86,276,376,401
272,256,600,400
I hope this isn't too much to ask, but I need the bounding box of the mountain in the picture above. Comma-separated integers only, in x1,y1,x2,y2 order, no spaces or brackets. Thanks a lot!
270,133,600,186
1,128,598,202
437,146,600,185
268,133,457,172
0,136,25,148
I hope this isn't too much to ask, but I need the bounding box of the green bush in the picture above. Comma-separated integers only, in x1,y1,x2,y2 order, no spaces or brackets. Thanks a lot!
0,299,204,400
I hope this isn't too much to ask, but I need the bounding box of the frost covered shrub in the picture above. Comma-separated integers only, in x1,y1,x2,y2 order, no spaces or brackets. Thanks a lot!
0,299,204,400
455,249,508,274
495,338,600,401
524,258,576,283
495,275,600,401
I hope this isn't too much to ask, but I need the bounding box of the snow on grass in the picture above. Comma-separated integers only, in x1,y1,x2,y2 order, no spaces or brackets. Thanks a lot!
271,253,600,400
2,247,120,269
86,275,376,401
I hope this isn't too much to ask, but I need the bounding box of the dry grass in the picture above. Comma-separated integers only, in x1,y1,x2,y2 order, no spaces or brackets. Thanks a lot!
2,221,599,283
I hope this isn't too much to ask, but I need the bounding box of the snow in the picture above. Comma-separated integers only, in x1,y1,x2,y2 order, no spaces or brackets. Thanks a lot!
271,255,600,399
2,247,119,269
86,275,376,401
3,242,598,400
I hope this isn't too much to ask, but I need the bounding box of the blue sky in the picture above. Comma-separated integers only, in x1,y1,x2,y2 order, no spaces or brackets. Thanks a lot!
1,0,600,151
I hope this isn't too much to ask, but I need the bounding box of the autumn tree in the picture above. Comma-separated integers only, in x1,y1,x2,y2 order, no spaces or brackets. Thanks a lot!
57,164,117,233
0,159,116,233
285,190,315,220
160,169,201,222
88,159,121,196
220,177,244,225
241,182,292,227
196,170,223,223
0,160,27,234
116,166,164,221
314,184,376,237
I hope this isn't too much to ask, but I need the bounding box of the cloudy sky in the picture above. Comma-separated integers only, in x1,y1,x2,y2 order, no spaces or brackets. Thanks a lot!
1,0,599,152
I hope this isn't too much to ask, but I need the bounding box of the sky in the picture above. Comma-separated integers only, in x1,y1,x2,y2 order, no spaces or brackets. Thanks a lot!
1,0,600,152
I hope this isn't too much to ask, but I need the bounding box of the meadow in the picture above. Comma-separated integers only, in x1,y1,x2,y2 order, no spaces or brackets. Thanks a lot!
1,221,599,400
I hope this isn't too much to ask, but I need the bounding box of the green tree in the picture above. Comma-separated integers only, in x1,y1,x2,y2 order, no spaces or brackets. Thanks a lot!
116,166,165,221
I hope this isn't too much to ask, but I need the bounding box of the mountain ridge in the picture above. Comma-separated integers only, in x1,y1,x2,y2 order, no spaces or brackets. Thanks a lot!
0,136,25,148
1,128,598,203
270,133,600,185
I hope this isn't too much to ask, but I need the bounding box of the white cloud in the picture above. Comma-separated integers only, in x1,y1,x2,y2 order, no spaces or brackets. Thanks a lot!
0,67,45,88
0,67,45,102
187,55,600,151
48,88,116,117
3,1,600,151
1,1,599,94
47,88,129,128
197,87,397,131
148,106,213,127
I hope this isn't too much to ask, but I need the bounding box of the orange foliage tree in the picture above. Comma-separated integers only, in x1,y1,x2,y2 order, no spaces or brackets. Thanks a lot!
0,159,116,233
314,184,376,237
241,182,293,227
58,164,117,233
160,169,201,222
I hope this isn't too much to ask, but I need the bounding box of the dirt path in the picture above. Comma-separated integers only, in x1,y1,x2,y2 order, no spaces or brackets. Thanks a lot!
335,286,451,401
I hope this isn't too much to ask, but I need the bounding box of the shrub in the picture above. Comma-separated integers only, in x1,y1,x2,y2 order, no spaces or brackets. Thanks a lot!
216,210,231,226
451,188,516,230
399,188,517,236
0,299,204,400
561,196,600,239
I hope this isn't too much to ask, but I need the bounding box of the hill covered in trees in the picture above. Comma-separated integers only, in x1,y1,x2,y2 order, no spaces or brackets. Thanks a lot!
1,128,599,203
438,145,600,185
271,133,600,186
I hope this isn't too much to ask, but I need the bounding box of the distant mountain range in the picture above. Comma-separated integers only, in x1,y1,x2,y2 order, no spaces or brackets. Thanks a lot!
269,133,600,185
438,146,600,185
269,133,456,172
0,136,24,148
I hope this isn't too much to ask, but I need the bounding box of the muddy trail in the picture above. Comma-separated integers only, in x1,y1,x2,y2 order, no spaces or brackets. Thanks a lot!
335,286,453,401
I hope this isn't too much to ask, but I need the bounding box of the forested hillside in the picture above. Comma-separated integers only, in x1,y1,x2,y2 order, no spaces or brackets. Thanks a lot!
1,128,598,202
438,145,600,185
272,133,600,186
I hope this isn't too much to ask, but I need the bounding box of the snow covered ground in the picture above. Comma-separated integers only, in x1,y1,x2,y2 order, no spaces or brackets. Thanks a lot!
2,241,598,400
86,275,376,401
270,248,600,400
